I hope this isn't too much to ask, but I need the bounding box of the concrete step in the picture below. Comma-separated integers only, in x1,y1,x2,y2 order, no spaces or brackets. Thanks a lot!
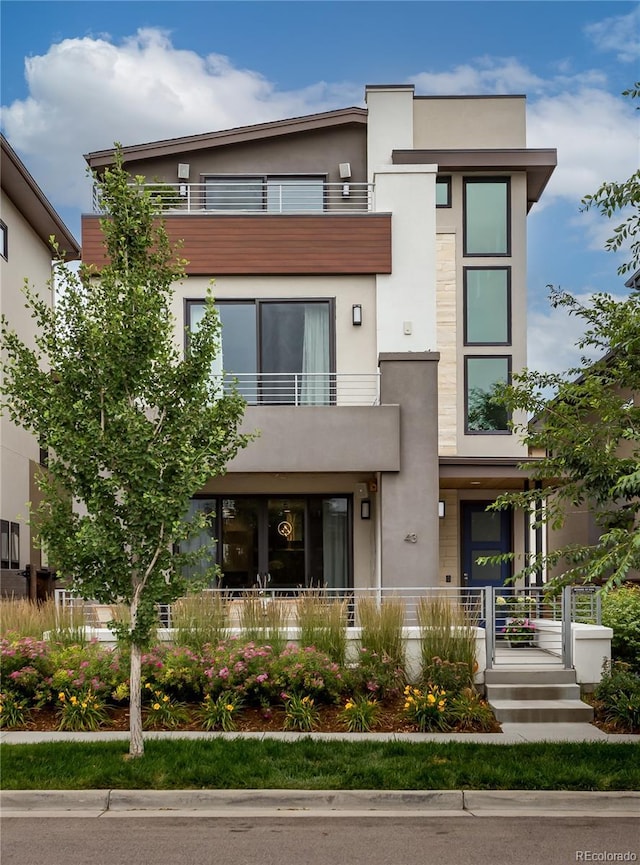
485,669,577,685
486,683,581,701
489,699,594,723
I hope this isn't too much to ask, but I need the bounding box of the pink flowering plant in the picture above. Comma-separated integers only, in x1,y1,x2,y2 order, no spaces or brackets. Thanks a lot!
49,642,121,700
141,645,207,701
203,639,275,704
269,645,344,705
347,647,405,699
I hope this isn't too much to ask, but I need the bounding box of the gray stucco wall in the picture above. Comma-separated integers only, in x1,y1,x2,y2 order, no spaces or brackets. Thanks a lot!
379,352,440,587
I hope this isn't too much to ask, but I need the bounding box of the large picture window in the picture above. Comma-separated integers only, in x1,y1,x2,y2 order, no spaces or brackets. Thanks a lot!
465,356,511,433
464,268,511,345
187,299,333,405
183,495,351,590
204,176,325,213
464,178,510,256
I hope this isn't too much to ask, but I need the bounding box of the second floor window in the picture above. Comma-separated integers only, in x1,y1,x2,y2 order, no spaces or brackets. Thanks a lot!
464,177,510,256
188,299,333,405
204,176,325,213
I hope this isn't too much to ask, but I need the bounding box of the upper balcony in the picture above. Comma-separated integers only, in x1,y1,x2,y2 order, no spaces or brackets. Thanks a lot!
92,179,375,215
83,179,391,276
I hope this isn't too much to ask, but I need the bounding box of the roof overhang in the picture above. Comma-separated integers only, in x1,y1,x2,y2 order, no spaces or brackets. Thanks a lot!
393,148,557,211
85,107,368,168
1,135,80,260
439,456,543,490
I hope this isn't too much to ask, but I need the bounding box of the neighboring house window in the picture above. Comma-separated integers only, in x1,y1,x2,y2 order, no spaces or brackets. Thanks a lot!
0,220,7,260
187,298,333,405
1,520,19,568
464,267,511,345
204,176,325,213
465,356,511,433
463,178,510,256
435,176,451,208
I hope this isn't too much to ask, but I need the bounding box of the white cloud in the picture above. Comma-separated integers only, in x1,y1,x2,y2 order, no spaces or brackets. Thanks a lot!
527,87,638,202
527,290,629,374
0,28,359,209
584,7,640,63
412,57,545,95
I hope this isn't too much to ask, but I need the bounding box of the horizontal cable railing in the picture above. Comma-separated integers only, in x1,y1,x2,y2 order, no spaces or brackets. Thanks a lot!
92,182,375,215
221,372,380,406
55,587,485,630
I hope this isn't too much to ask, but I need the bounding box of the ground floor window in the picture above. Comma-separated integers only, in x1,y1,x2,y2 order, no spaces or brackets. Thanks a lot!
183,495,351,590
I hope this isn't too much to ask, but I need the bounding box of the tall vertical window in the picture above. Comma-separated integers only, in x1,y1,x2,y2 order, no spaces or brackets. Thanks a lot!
464,268,511,345
0,220,7,260
465,356,510,433
187,299,333,405
464,178,510,256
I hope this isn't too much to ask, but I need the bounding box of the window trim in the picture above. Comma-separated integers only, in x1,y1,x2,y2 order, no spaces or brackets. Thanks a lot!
463,176,511,257
464,354,512,435
0,220,7,260
435,175,451,208
463,266,512,346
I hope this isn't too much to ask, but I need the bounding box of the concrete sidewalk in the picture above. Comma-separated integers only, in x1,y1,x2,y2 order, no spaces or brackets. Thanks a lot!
1,723,639,744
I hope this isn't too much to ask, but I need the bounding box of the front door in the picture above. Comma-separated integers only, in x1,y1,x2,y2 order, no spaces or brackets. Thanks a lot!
461,502,512,590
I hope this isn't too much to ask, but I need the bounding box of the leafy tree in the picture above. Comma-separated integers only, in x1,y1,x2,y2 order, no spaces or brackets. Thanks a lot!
488,83,640,592
0,148,252,756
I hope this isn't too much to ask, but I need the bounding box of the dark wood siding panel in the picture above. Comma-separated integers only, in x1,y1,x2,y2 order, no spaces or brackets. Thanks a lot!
81,214,391,274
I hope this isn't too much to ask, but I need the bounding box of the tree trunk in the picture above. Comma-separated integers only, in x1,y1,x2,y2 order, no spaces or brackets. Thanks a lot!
129,591,144,758
129,640,144,757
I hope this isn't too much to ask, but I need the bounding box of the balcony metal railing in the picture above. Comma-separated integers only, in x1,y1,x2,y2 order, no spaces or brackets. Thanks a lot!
92,181,375,215
220,372,380,406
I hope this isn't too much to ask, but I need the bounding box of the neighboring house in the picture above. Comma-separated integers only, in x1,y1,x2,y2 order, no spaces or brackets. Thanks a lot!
545,269,640,584
82,84,556,595
0,134,81,599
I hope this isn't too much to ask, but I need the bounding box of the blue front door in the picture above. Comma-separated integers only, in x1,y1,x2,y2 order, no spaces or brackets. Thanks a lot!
461,502,512,589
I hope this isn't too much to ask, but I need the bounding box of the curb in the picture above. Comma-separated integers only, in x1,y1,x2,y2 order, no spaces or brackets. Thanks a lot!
2,789,639,815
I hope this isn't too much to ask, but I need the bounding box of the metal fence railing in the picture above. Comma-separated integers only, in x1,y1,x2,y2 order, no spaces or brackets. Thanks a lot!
220,372,380,407
92,181,375,215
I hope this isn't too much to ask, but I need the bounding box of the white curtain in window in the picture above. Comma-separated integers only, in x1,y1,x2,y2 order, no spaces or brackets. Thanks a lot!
190,303,223,397
301,304,329,405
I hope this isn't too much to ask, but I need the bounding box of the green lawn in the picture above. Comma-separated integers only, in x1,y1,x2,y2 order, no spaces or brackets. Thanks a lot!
1,739,638,791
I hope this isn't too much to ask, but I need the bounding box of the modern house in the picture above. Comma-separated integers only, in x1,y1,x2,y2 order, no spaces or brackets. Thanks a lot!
0,134,81,599
82,84,557,596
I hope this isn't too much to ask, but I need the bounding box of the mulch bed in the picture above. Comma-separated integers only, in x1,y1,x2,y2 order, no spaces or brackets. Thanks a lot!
13,696,503,735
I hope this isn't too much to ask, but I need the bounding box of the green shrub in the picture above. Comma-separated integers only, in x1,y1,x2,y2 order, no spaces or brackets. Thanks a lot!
602,586,640,673
347,647,405,700
422,657,473,695
594,660,640,704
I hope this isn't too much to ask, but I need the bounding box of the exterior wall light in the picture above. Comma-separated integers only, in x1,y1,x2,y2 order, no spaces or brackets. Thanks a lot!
360,499,371,519
352,304,362,326
438,501,445,518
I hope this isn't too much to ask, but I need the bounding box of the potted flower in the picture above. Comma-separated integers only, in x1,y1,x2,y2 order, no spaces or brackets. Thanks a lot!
502,618,536,647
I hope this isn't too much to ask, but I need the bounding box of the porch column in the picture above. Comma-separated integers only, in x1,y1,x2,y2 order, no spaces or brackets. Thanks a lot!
378,352,440,588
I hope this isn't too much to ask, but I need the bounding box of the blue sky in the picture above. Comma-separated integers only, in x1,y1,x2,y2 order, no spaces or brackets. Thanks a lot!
1,0,638,373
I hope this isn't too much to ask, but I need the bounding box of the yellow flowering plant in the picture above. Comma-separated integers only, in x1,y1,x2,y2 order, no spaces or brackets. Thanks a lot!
57,689,108,732
143,688,189,729
403,685,450,732
199,691,243,732
339,695,380,733
0,691,32,730
282,693,319,732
